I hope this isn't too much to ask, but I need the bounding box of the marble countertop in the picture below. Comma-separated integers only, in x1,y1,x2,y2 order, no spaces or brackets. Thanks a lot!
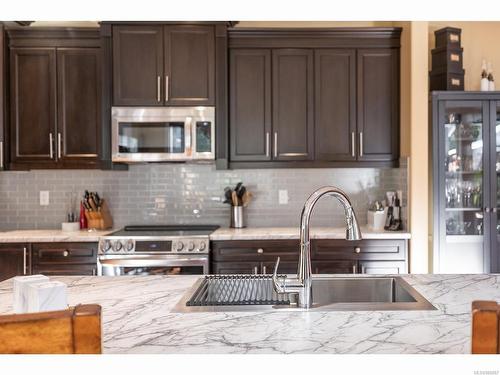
210,226,411,240
0,274,493,354
0,229,115,243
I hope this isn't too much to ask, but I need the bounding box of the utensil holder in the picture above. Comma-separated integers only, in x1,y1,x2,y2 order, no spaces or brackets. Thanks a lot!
230,206,246,228
84,199,113,230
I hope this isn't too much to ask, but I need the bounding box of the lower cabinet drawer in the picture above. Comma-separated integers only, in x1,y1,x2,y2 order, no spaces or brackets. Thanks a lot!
32,264,97,276
32,242,97,264
313,260,357,274
211,240,299,262
359,260,407,274
211,261,261,275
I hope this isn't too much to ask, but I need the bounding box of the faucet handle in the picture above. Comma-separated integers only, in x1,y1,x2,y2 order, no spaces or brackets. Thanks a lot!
272,257,286,293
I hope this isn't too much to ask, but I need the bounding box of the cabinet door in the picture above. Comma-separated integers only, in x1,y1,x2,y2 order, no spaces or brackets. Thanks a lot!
32,264,97,276
0,244,29,282
313,260,357,274
436,100,488,273
112,25,163,106
10,48,56,165
359,260,407,275
489,100,500,272
57,48,100,166
229,49,272,161
357,49,399,161
211,262,261,275
164,25,215,105
315,49,356,161
272,49,314,161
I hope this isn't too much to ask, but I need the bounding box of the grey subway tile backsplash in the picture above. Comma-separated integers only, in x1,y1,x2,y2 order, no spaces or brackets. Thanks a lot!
0,160,408,230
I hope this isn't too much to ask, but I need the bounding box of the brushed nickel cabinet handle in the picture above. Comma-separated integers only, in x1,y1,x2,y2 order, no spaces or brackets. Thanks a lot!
257,248,264,254
266,132,270,157
361,265,366,274
57,133,62,160
63,250,69,257
253,266,259,275
157,76,161,102
23,247,27,275
0,141,3,169
359,132,363,157
92,268,96,276
165,76,169,102
352,265,357,274
355,247,361,254
351,132,356,158
262,265,267,274
274,132,278,158
49,133,54,159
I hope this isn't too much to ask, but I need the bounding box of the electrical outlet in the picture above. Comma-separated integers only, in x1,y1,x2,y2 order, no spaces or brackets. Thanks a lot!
278,190,289,205
39,191,50,206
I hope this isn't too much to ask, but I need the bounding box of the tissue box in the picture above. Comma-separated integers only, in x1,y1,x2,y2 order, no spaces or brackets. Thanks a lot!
25,281,68,313
13,274,49,313
367,210,386,231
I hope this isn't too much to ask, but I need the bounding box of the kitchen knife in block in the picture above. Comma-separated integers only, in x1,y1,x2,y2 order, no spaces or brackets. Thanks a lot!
85,199,113,230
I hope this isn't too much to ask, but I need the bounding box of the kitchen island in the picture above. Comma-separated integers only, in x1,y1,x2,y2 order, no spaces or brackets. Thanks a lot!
0,274,494,354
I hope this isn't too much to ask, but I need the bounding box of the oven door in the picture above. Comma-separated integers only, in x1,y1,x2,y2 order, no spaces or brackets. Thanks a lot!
111,107,192,162
97,254,209,276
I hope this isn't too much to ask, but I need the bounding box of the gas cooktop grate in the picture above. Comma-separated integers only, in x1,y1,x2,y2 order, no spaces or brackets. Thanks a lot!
186,274,291,306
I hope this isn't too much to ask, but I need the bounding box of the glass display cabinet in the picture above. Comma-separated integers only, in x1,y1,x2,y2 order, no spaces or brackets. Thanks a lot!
432,92,500,273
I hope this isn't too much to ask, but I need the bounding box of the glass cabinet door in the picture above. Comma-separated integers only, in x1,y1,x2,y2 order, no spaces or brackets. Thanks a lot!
494,102,500,272
440,101,486,273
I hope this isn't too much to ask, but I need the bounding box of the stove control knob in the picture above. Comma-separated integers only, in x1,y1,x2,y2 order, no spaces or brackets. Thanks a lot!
199,242,206,251
176,242,184,252
114,241,123,251
126,240,134,252
102,240,112,253
188,242,195,251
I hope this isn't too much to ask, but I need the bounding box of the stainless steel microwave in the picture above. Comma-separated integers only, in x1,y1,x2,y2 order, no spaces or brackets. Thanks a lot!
111,106,215,163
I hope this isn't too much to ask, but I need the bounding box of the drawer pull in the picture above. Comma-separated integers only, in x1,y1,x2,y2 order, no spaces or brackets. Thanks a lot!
253,266,258,275
355,247,361,254
262,265,267,274
257,248,264,254
63,250,69,257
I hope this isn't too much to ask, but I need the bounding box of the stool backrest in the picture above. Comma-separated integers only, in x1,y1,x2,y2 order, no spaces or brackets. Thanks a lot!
472,300,500,354
0,304,102,354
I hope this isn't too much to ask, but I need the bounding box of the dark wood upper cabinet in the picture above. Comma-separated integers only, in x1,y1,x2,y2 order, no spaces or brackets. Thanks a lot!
112,25,163,106
112,24,215,106
10,48,57,165
272,49,314,161
164,25,215,105
357,48,399,161
6,28,102,170
229,49,271,161
57,48,101,166
314,49,356,161
226,27,401,168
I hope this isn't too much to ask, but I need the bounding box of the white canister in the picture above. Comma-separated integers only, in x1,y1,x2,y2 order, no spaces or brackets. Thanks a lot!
13,274,49,313
481,78,490,91
25,281,68,313
367,210,386,231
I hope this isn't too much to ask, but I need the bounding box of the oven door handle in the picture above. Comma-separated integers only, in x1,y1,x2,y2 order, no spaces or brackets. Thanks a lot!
98,256,208,268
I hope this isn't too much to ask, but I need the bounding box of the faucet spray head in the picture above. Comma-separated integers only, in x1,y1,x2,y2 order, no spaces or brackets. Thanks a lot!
345,206,362,241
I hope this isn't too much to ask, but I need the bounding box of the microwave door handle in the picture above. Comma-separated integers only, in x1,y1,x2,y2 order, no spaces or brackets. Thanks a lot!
185,118,192,157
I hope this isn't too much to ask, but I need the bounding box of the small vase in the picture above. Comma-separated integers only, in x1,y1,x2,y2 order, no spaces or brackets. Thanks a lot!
489,80,496,91
481,78,490,91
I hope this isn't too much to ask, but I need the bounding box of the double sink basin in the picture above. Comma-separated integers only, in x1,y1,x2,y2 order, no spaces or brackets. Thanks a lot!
174,275,436,312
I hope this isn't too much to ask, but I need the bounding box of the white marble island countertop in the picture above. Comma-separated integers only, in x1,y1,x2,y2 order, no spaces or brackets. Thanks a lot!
210,226,411,240
0,274,495,354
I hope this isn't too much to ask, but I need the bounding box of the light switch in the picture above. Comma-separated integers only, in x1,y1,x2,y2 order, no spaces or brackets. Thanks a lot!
39,191,50,206
278,190,289,205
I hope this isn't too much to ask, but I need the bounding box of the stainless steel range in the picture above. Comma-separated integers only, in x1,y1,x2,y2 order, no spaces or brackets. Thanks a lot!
97,225,219,276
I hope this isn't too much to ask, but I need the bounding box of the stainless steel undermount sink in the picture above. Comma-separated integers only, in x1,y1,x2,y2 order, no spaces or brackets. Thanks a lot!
172,275,436,312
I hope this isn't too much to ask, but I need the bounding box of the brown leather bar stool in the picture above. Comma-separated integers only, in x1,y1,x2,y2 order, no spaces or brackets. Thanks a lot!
471,300,500,354
0,304,102,354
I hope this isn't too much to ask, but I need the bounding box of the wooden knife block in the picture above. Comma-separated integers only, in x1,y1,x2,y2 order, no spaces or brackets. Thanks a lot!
85,199,113,230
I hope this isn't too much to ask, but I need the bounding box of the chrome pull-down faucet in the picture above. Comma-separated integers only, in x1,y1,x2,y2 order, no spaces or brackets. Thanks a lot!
272,186,362,309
